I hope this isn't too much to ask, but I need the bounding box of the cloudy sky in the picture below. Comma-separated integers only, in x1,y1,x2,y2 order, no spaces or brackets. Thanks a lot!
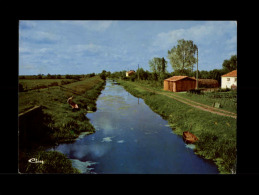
19,20,237,75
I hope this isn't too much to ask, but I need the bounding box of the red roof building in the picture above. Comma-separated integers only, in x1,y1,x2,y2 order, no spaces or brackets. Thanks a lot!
126,70,135,77
164,76,196,92
222,70,237,77
221,70,237,89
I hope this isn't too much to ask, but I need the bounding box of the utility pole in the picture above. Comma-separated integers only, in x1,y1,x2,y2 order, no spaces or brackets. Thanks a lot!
138,64,139,81
196,48,199,89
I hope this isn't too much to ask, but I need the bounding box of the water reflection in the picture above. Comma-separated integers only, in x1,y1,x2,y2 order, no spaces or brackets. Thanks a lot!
53,80,219,174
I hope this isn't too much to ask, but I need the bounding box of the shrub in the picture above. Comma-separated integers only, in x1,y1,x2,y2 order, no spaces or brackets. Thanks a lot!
49,82,59,87
65,74,72,79
187,89,203,95
217,88,231,92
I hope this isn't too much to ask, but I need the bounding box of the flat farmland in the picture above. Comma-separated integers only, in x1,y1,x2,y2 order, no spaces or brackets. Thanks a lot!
19,79,77,91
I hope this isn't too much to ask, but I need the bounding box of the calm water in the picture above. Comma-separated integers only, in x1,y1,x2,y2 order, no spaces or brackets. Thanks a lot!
51,80,219,174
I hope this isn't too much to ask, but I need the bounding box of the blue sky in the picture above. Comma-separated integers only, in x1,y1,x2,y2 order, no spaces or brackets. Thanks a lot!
19,20,237,75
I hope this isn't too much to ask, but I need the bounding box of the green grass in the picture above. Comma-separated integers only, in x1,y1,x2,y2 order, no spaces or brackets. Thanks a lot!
173,90,237,114
19,76,105,141
19,150,80,174
118,79,237,174
19,76,105,173
19,79,77,91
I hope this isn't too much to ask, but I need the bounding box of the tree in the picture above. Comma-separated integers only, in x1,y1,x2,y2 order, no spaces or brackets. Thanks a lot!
167,39,197,74
149,57,168,81
161,57,167,74
100,70,107,80
222,55,237,72
136,68,148,80
37,74,43,79
149,57,168,77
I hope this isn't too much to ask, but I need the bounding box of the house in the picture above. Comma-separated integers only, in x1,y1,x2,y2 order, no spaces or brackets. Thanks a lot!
126,70,135,77
221,70,237,89
164,76,196,92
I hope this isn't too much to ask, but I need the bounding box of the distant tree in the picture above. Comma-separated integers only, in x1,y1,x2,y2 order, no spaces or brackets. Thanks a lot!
172,69,193,77
100,70,107,80
167,39,197,74
198,70,210,79
136,68,148,80
47,73,52,79
208,69,228,86
90,73,95,77
161,57,167,74
37,74,43,79
65,74,72,79
57,74,62,79
222,55,237,72
149,57,168,80
106,71,111,78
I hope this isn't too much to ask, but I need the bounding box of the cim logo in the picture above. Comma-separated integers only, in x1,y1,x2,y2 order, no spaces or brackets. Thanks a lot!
28,158,44,164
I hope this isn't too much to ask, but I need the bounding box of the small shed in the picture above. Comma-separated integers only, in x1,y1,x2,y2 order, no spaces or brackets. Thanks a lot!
164,76,196,92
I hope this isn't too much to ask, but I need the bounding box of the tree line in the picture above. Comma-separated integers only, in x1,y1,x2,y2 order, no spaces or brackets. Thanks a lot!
109,39,237,86
19,73,97,80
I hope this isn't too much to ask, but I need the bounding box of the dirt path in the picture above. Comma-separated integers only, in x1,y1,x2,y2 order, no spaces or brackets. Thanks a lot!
135,84,237,119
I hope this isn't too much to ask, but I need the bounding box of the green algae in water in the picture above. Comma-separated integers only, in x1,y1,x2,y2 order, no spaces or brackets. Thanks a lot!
118,105,131,110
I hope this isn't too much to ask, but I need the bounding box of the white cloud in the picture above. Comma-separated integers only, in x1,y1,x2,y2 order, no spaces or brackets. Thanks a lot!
152,21,237,52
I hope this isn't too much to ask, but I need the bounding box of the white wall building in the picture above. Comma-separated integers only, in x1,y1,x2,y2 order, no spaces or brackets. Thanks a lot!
221,70,237,89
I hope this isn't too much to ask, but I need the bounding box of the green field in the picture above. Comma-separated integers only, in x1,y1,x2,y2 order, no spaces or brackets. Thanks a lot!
19,78,78,91
117,79,237,174
19,76,105,173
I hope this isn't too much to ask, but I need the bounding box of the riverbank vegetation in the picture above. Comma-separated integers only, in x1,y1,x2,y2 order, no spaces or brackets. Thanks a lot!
116,79,236,174
108,50,237,173
19,75,106,173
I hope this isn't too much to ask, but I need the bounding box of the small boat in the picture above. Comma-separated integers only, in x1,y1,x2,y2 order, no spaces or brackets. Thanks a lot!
70,102,79,109
67,96,79,109
183,131,198,144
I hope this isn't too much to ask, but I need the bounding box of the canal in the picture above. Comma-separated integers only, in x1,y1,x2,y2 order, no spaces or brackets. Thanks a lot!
51,80,219,174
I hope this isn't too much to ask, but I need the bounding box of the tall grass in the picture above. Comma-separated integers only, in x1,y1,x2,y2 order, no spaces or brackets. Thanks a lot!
118,79,237,174
19,76,105,173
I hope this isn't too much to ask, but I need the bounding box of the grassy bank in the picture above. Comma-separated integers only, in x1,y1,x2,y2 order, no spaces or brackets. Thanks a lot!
127,79,237,114
19,76,105,173
117,79,237,174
